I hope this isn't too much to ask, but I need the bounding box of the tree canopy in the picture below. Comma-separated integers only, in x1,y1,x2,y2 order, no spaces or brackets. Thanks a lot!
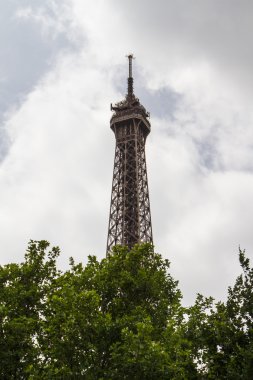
0,241,252,379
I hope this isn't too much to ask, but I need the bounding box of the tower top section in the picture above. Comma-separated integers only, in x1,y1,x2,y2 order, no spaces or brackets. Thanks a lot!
110,55,150,125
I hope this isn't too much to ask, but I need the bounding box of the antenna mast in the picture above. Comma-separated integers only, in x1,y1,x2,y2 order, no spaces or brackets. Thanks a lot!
127,54,134,98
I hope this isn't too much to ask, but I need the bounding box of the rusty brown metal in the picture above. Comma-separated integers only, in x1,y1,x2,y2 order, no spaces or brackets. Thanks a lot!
106,56,153,253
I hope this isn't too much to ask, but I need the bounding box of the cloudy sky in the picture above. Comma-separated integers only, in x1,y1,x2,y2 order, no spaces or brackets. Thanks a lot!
1,0,253,305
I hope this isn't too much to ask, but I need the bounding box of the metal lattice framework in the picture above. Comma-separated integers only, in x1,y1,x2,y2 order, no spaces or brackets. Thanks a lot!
107,55,153,253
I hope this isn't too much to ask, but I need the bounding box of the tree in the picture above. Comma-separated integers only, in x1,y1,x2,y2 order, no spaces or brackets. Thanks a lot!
222,249,253,379
186,249,253,379
0,240,59,379
0,241,252,379
1,242,190,378
34,244,186,378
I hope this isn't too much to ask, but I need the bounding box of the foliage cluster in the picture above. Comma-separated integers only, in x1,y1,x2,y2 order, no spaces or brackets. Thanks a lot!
0,241,252,379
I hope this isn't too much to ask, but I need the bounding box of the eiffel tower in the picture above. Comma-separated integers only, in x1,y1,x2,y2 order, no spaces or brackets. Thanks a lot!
106,55,153,253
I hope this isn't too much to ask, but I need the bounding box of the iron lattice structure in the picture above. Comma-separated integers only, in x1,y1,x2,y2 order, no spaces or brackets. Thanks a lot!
107,55,153,253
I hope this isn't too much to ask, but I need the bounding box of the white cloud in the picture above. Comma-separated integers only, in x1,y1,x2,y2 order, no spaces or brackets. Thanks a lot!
0,47,115,262
15,1,75,42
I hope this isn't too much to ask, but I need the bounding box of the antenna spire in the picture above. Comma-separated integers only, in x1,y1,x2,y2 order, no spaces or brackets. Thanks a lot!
127,54,134,98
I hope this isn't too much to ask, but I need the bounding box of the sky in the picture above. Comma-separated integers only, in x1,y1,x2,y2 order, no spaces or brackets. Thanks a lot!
1,0,253,305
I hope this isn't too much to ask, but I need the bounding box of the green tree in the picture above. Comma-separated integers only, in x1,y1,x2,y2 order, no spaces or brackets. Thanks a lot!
35,244,186,378
0,240,59,379
186,249,253,379
1,241,252,379
224,249,253,379
1,242,191,379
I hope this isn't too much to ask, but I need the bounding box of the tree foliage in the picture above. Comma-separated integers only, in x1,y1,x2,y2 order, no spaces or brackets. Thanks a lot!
0,242,252,379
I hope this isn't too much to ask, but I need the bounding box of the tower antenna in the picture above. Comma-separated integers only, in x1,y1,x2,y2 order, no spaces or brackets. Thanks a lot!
127,54,135,97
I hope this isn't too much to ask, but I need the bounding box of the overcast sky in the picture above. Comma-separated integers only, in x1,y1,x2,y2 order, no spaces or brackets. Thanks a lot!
1,0,253,305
